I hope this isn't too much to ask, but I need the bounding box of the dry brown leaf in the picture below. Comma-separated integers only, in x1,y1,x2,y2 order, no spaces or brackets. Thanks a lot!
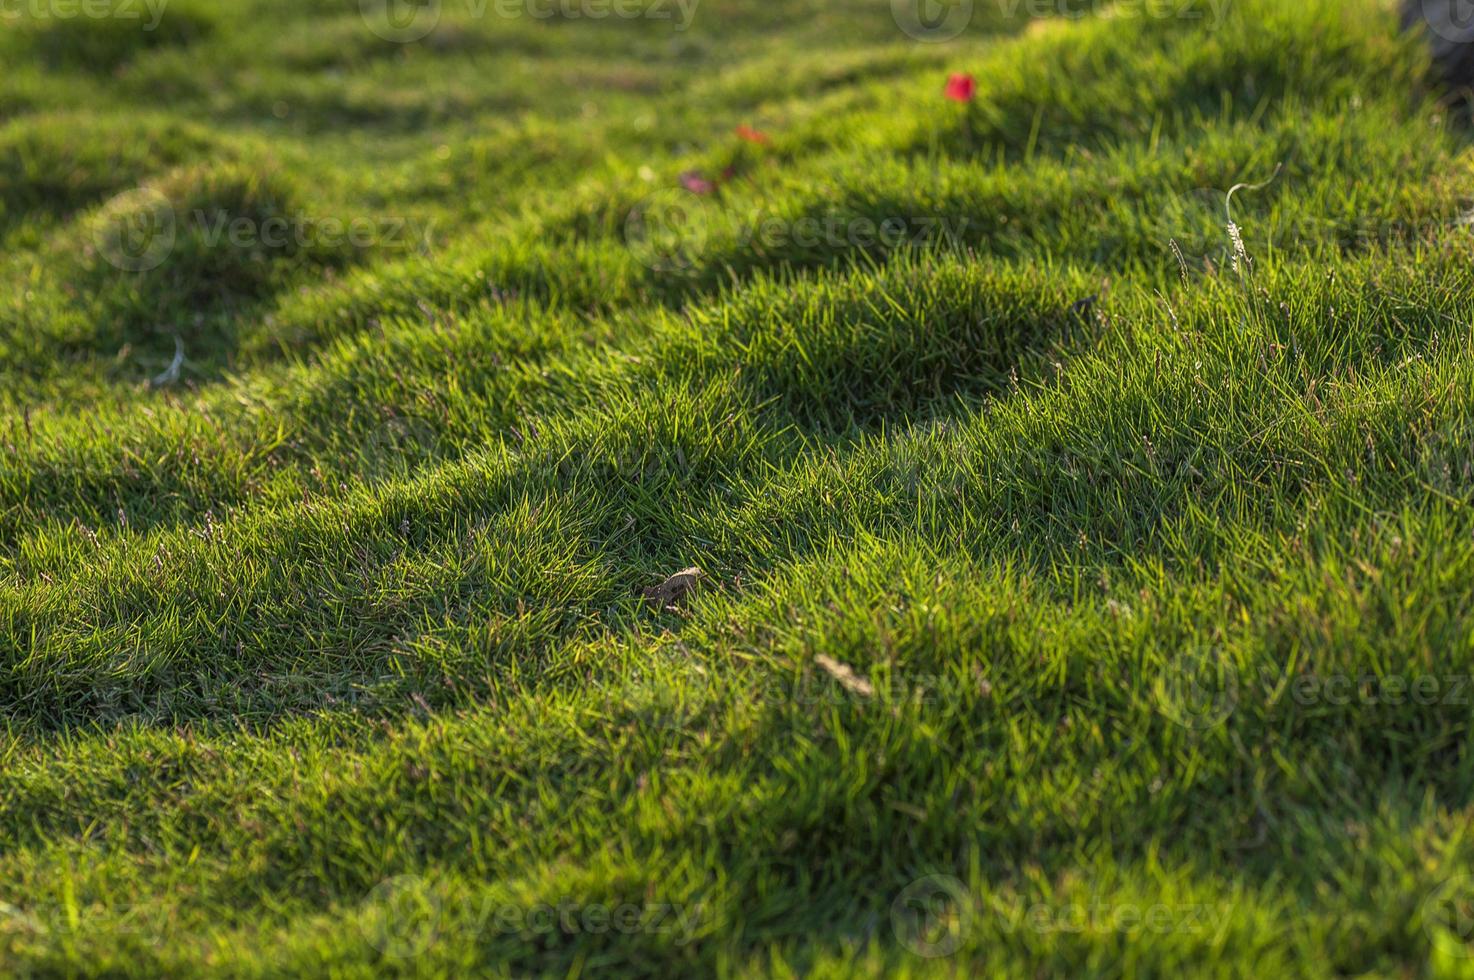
643,566,703,611
814,654,874,698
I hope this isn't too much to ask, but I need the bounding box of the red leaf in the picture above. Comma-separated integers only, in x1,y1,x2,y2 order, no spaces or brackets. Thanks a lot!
735,124,771,145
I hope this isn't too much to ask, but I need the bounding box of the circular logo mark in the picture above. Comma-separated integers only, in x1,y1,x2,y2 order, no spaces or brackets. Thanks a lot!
891,0,973,42
1161,185,1231,277
92,188,176,273
0,901,45,938
615,657,707,733
364,414,444,480
891,873,974,959
1415,1,1474,44
1423,874,1474,958
623,187,717,276
360,0,442,43
1155,644,1239,731
362,875,442,960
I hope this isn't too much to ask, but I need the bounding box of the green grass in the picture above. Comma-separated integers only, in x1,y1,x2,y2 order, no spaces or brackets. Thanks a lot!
4,0,1474,974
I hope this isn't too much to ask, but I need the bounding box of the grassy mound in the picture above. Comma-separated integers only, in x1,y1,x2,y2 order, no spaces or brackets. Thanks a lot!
78,163,359,307
0,114,216,244
3,0,1474,976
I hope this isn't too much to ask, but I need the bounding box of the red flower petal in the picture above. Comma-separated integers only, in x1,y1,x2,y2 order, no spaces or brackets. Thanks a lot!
944,73,977,102
735,124,771,145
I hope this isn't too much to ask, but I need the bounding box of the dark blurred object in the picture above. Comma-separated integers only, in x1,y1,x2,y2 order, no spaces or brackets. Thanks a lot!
1404,0,1474,89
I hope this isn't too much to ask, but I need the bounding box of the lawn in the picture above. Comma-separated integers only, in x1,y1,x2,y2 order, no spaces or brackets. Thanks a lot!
3,0,1474,975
